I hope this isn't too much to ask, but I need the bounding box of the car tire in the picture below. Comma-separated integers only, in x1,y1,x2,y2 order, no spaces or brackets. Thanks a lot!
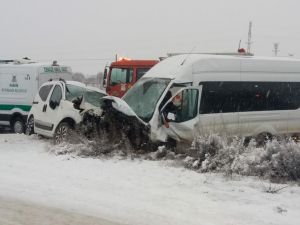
11,117,25,134
54,122,70,144
25,116,34,135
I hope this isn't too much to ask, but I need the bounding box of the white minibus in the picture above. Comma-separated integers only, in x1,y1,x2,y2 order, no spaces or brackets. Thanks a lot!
103,54,300,147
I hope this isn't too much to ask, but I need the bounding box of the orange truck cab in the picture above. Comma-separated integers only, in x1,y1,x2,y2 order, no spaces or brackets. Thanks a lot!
103,59,158,97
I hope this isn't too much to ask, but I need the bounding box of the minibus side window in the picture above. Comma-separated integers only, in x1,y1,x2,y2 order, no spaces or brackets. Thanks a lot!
239,82,290,111
288,83,300,109
163,89,199,123
199,82,240,114
159,83,190,111
199,81,293,114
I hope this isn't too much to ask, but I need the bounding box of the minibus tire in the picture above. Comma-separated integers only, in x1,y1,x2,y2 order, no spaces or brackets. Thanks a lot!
166,138,177,150
11,117,25,134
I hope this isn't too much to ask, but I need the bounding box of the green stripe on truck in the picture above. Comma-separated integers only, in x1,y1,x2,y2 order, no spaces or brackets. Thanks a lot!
0,104,31,112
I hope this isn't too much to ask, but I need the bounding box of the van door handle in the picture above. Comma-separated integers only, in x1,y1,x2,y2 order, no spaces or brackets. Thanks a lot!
42,104,47,112
32,101,39,104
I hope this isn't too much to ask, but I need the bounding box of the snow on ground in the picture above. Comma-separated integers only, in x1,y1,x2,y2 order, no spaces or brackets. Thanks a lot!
0,196,120,225
0,134,300,225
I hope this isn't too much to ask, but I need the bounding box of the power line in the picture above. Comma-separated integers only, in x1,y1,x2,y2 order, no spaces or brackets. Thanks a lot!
36,57,114,62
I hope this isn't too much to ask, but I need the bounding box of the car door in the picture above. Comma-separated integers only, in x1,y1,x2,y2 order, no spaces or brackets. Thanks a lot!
32,83,54,130
35,83,64,135
161,87,201,142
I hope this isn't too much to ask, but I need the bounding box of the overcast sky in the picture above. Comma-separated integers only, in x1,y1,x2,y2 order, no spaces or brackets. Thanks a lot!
1,0,299,75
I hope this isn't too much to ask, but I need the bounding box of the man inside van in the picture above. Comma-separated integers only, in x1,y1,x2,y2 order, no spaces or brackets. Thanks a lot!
160,91,183,122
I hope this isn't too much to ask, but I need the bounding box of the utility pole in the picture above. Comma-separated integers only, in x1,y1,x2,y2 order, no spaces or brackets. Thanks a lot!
273,43,279,56
246,21,253,54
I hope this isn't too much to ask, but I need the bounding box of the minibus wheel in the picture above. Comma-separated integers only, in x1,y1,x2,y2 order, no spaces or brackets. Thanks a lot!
11,117,25,134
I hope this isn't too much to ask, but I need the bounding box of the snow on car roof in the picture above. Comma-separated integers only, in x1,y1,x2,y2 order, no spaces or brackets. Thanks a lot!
144,54,300,81
41,80,105,94
65,81,106,94
85,86,106,95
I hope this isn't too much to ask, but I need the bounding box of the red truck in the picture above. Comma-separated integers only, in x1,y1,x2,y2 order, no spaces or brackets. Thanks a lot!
103,58,158,97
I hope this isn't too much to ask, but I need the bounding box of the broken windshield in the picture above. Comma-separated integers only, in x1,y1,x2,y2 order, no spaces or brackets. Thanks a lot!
123,78,171,122
66,84,105,107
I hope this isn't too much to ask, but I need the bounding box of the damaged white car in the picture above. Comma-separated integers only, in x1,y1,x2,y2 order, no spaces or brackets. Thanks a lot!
26,80,106,143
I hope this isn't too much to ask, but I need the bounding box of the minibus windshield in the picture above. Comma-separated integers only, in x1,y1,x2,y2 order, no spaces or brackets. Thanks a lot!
123,78,171,122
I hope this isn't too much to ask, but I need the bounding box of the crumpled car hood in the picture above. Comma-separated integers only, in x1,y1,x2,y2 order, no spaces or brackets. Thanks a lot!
79,101,103,116
102,96,147,126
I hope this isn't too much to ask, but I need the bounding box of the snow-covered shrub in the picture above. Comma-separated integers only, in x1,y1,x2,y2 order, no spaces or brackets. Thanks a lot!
264,140,300,181
190,134,245,174
190,134,300,182
48,124,300,182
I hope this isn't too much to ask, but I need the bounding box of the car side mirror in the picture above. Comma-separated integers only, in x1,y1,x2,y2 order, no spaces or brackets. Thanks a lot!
72,96,83,110
49,100,59,109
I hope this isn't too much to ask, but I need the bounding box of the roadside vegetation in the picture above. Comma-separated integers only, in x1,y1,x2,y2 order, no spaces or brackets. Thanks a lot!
47,132,300,183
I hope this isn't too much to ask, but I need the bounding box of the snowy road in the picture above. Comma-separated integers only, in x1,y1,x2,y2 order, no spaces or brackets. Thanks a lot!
0,196,120,225
0,134,300,225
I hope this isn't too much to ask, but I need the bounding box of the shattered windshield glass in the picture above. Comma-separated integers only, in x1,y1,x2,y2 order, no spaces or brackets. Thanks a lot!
66,84,105,107
66,85,85,101
123,78,171,122
84,91,106,107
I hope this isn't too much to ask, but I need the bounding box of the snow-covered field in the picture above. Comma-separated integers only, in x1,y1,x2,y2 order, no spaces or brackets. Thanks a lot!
0,134,300,225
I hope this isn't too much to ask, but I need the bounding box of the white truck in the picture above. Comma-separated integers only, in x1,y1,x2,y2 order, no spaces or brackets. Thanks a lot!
0,60,72,133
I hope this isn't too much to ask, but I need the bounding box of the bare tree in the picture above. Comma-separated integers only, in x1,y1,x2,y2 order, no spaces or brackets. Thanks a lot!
72,72,86,82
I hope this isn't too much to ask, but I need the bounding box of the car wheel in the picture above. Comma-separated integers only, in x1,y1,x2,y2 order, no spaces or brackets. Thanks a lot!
11,117,25,134
25,116,34,135
54,122,70,144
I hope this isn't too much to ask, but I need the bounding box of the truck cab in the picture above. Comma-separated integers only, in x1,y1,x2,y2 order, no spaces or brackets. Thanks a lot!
103,59,158,97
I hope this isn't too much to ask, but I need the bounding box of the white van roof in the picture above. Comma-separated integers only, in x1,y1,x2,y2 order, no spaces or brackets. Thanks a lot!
144,54,300,82
0,62,72,73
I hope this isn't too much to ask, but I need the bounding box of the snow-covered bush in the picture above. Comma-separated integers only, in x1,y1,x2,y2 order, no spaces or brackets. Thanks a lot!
264,140,300,181
190,134,300,182
48,126,300,182
189,134,245,175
